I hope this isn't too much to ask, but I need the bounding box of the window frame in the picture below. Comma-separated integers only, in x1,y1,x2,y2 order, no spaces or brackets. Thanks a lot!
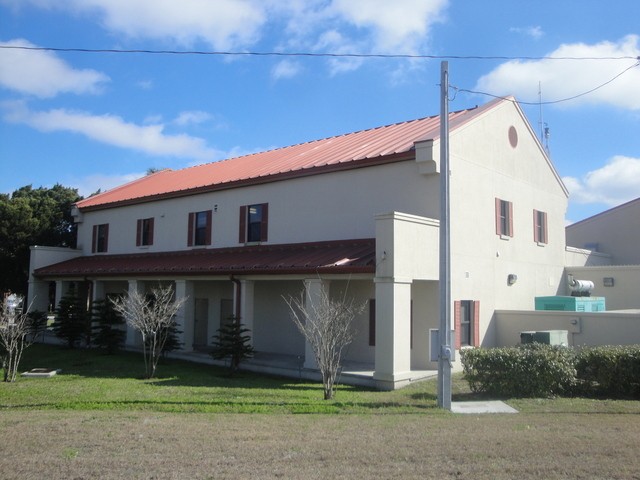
239,203,269,244
533,209,548,244
454,300,480,349
495,198,514,238
92,223,109,253
188,210,212,247
136,217,155,247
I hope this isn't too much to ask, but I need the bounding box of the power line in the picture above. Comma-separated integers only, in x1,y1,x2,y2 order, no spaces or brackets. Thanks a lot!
1,44,638,61
452,60,640,106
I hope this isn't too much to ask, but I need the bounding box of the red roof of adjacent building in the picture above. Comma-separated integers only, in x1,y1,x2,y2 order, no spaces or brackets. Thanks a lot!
76,98,507,211
34,239,376,278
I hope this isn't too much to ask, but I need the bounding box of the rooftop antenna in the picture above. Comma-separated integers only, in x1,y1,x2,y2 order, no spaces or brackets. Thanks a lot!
538,81,544,142
538,82,551,156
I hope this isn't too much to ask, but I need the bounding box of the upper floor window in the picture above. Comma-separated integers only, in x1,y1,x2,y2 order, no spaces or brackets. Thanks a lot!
136,217,154,247
533,209,548,244
239,203,268,243
188,210,212,247
92,223,109,253
495,198,513,237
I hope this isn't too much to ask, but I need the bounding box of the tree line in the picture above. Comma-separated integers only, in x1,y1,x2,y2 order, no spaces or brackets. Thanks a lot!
0,184,81,295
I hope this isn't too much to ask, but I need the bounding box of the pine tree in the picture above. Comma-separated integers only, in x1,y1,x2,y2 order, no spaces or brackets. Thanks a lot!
53,286,89,348
91,298,126,354
211,317,255,374
158,321,183,357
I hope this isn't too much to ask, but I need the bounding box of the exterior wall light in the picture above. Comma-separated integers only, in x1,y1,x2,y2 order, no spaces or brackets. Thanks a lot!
507,274,518,286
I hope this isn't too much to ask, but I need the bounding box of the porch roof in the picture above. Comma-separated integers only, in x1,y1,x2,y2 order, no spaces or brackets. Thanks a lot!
33,239,376,278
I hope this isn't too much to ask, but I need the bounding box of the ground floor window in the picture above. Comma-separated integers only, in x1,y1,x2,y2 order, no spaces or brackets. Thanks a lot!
454,300,480,348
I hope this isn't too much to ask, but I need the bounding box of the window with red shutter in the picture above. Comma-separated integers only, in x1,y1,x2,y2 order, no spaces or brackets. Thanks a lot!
239,203,269,243
188,211,212,246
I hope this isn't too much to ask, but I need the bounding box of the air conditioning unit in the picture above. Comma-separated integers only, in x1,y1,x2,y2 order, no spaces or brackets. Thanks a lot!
520,330,568,346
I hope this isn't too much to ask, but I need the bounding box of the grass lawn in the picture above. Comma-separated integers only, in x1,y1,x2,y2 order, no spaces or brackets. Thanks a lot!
1,344,639,479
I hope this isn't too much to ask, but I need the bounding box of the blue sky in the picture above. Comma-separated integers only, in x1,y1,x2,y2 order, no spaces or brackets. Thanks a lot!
1,0,638,223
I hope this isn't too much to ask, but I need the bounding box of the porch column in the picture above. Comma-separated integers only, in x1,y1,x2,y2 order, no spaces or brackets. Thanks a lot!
302,278,330,370
54,280,67,310
239,280,255,346
92,280,105,303
174,280,194,352
373,277,413,390
27,279,51,313
126,280,144,347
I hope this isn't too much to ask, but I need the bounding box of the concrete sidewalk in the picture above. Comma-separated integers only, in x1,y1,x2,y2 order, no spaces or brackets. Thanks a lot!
451,401,518,414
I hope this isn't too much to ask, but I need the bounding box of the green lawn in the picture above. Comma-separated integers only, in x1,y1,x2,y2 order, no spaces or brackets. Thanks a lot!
2,343,639,415
3,344,640,479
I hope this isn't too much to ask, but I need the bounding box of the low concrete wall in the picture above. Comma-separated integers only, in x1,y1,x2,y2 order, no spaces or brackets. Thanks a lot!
495,309,640,347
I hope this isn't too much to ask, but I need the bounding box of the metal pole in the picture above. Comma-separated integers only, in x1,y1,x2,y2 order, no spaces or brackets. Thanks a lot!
437,61,452,410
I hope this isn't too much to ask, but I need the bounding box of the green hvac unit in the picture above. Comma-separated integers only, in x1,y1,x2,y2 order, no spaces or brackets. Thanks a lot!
520,330,568,346
534,296,606,312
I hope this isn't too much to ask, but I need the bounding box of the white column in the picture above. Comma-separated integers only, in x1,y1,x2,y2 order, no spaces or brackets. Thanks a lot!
302,278,330,370
92,280,105,303
373,277,413,389
174,280,194,352
126,280,143,347
27,279,51,313
239,280,255,346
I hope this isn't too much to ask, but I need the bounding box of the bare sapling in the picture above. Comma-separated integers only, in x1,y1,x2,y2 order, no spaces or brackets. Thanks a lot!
1,294,33,382
111,285,186,379
284,286,365,400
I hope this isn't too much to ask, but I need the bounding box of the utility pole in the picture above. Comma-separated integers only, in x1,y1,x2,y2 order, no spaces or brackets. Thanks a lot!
437,60,452,410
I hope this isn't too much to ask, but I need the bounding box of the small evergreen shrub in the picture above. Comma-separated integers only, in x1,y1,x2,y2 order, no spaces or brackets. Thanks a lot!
461,343,576,398
53,287,90,348
211,317,255,375
575,345,640,398
91,299,126,354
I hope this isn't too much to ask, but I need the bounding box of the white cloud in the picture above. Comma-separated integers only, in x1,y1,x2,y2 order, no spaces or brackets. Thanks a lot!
9,0,449,76
18,0,266,50
562,156,640,206
173,110,213,126
329,0,448,54
475,35,640,109
3,101,218,161
271,59,303,80
509,26,544,40
0,38,109,98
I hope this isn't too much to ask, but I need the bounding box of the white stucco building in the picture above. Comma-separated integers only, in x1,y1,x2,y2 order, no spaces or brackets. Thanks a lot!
29,97,574,389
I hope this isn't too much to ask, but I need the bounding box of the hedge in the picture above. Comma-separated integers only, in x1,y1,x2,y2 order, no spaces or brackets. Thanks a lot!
461,344,640,399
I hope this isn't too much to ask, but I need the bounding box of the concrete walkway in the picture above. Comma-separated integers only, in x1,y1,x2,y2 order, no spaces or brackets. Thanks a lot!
451,400,518,414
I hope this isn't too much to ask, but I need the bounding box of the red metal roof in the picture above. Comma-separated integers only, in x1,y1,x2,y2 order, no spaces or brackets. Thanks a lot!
76,98,507,211
33,239,376,278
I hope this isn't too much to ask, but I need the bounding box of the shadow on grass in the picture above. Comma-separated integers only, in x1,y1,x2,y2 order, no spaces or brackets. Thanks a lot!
19,343,377,393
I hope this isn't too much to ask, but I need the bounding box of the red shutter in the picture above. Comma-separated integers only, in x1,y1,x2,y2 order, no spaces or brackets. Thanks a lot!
238,205,247,243
495,198,501,235
533,210,539,243
103,224,109,252
136,219,142,246
148,217,154,245
92,225,97,253
260,203,269,242
542,211,548,244
454,300,461,350
473,301,480,346
205,210,212,245
187,212,195,246
507,201,514,237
